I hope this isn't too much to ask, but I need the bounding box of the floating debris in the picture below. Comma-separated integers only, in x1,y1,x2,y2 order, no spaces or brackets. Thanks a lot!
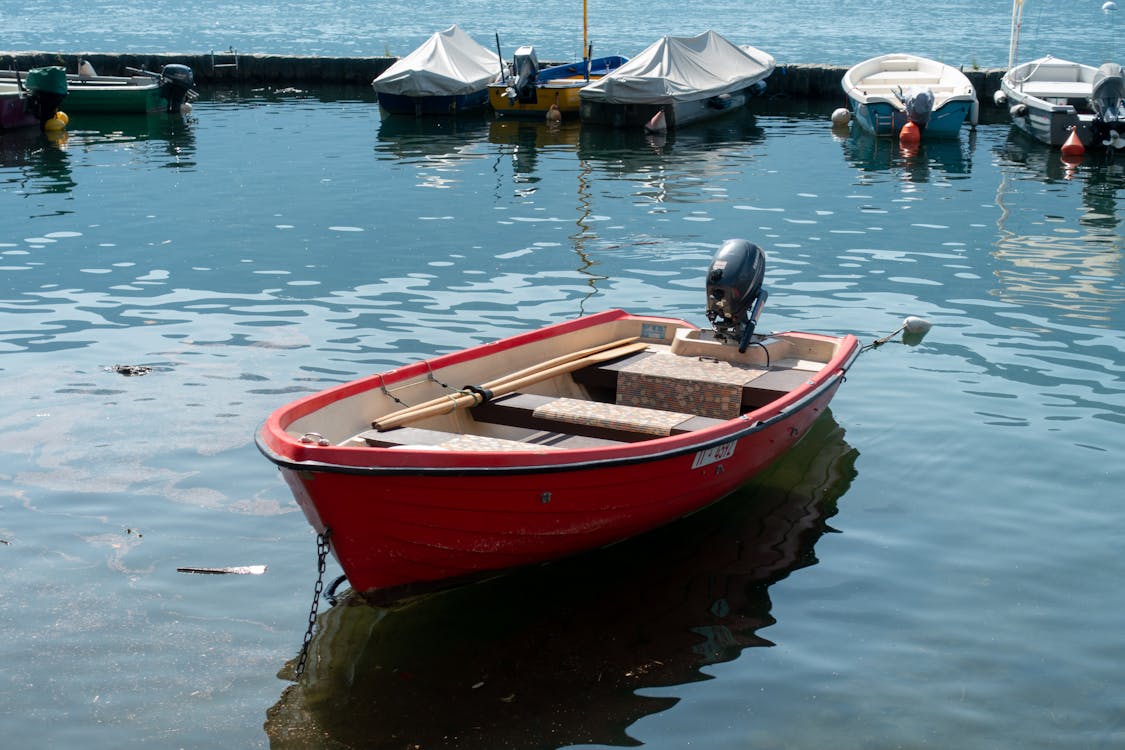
111,364,153,377
177,565,268,576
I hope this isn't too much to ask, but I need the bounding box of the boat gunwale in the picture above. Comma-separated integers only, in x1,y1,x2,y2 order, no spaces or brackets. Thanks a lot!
255,314,861,476
842,53,977,109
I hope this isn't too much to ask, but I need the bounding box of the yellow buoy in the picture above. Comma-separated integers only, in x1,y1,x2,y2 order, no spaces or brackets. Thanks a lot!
56,110,69,125
44,116,66,132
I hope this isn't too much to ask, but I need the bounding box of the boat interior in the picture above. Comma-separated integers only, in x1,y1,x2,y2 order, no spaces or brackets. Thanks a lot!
327,325,840,453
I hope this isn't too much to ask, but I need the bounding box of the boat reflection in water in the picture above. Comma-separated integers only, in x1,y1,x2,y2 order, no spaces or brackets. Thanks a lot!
992,130,1125,320
265,411,857,749
839,127,975,183
0,128,74,193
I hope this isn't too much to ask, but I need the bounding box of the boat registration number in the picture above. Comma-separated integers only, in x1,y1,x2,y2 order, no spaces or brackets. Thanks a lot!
691,440,736,469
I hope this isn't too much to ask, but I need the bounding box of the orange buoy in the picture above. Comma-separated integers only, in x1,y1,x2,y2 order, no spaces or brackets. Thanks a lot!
899,121,921,144
1061,127,1085,156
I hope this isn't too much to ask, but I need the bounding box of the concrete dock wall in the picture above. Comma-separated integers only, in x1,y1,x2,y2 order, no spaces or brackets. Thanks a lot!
0,51,1007,108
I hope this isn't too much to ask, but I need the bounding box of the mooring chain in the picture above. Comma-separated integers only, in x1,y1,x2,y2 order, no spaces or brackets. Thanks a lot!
293,527,332,680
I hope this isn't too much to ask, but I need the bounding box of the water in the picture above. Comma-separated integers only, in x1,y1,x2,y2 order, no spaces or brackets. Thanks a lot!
3,0,1123,69
1,6,1124,749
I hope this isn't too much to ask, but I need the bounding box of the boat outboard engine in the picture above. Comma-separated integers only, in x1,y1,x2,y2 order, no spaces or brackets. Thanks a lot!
903,86,934,128
705,239,768,353
1090,63,1125,147
507,45,540,103
21,66,68,126
159,64,195,113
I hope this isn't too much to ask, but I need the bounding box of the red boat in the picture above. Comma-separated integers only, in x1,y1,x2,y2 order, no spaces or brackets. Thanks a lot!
257,240,860,601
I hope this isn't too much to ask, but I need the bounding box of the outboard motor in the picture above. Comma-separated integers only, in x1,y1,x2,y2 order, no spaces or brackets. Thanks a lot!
1090,63,1125,146
507,45,540,103
903,86,935,128
159,64,195,113
22,66,68,126
705,239,768,352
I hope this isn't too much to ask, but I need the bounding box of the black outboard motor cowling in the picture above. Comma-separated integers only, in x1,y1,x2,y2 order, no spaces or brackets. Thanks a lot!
159,64,195,113
706,239,768,352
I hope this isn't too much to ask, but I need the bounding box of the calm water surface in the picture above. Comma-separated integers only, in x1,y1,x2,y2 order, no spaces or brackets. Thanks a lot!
4,0,1124,68
2,83,1124,748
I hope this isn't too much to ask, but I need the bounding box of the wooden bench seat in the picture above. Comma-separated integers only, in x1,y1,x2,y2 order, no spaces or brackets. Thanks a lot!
359,427,557,452
357,426,622,451
472,393,725,442
572,350,816,414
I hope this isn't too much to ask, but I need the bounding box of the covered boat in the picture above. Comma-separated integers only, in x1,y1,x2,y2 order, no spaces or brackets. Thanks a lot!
578,31,775,131
841,53,978,138
372,25,501,116
257,240,860,601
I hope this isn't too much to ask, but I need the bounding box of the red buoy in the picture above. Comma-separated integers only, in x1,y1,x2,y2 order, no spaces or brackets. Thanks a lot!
1061,127,1085,156
899,121,921,144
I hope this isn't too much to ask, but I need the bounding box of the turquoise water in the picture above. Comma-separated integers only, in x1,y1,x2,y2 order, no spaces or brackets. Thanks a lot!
2,87,1124,749
4,0,1123,68
3,9,1125,745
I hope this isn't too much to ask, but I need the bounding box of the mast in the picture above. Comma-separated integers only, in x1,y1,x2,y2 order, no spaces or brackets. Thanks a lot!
1008,0,1025,70
583,0,589,62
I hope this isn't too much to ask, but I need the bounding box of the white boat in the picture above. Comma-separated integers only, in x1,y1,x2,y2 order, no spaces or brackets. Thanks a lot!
1001,57,1125,148
998,0,1125,148
842,54,978,138
372,25,501,116
578,31,775,131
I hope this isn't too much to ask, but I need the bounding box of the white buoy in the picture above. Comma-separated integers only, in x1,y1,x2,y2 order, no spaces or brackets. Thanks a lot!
1103,1,1117,14
902,316,932,335
644,108,667,134
78,59,96,77
831,107,851,126
993,90,1007,106
180,101,193,115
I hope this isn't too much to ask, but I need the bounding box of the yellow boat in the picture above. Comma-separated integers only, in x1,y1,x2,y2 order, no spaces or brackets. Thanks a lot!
488,49,627,117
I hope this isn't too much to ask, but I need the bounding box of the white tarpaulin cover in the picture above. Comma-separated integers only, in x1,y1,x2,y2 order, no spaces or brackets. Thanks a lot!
580,30,775,104
372,25,500,97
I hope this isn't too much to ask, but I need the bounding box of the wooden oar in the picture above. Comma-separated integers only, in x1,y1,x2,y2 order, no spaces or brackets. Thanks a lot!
372,336,639,429
372,338,648,431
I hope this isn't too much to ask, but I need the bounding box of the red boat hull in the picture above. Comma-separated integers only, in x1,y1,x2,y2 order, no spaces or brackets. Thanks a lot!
258,309,859,599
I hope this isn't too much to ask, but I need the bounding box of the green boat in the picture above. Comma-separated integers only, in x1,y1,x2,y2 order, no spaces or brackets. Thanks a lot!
0,63,195,114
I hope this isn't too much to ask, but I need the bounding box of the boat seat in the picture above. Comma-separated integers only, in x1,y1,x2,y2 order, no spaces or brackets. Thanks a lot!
356,426,624,451
1014,81,1092,100
864,71,943,85
572,350,816,417
472,393,725,442
358,427,560,452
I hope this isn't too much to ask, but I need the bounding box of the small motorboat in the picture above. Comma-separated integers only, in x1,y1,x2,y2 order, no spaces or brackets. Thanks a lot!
487,46,628,118
578,31,775,131
0,66,67,130
1000,57,1125,148
372,25,501,116
841,53,978,138
257,239,861,601
0,62,195,114
996,0,1125,148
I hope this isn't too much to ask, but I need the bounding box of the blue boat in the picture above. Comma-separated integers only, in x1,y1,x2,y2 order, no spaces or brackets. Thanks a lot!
842,53,978,138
